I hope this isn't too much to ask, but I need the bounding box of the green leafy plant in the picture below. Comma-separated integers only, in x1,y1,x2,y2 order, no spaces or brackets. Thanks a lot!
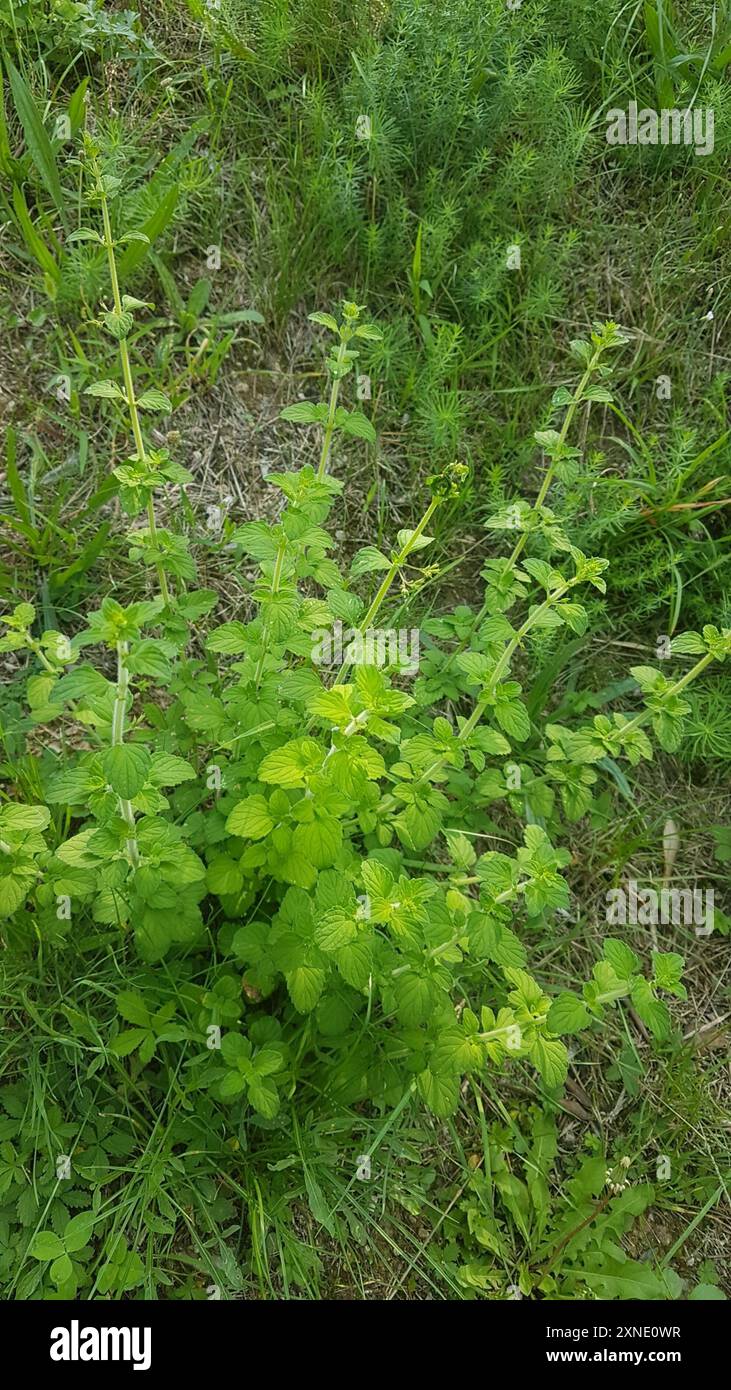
28,1210,97,1295
3,4,730,1307
4,302,729,1140
439,1106,727,1300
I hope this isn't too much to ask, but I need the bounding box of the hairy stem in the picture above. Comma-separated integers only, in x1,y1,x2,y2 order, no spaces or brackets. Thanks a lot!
112,640,140,868
332,494,440,686
380,581,573,813
505,361,595,572
95,155,171,606
27,637,56,673
618,651,716,738
254,538,287,690
443,358,597,674
317,336,349,480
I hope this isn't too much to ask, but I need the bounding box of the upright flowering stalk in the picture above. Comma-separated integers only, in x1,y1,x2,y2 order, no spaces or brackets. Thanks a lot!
279,301,380,480
73,135,195,608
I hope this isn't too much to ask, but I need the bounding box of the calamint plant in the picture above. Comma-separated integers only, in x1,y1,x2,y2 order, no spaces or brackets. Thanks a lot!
73,134,197,606
2,276,730,1161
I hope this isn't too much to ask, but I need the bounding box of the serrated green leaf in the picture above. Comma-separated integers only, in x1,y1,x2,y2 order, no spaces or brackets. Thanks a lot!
287,965,326,1013
136,389,172,413
529,1035,568,1088
292,816,342,868
219,1071,247,1100
603,937,640,980
116,992,151,1027
417,1068,459,1117
248,1075,280,1118
226,795,274,840
546,992,590,1036
314,908,357,951
148,753,197,787
85,380,124,400
101,745,151,798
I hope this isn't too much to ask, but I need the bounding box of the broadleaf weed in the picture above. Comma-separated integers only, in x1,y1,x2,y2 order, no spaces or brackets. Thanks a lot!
3,281,729,1145
2,35,730,1298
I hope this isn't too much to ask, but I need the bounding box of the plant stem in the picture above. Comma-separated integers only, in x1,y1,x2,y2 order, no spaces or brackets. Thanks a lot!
332,494,440,686
27,638,56,673
112,640,140,868
317,336,348,480
381,632,716,826
618,651,716,738
505,362,595,572
443,359,596,674
94,156,171,606
380,581,572,812
254,538,287,689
